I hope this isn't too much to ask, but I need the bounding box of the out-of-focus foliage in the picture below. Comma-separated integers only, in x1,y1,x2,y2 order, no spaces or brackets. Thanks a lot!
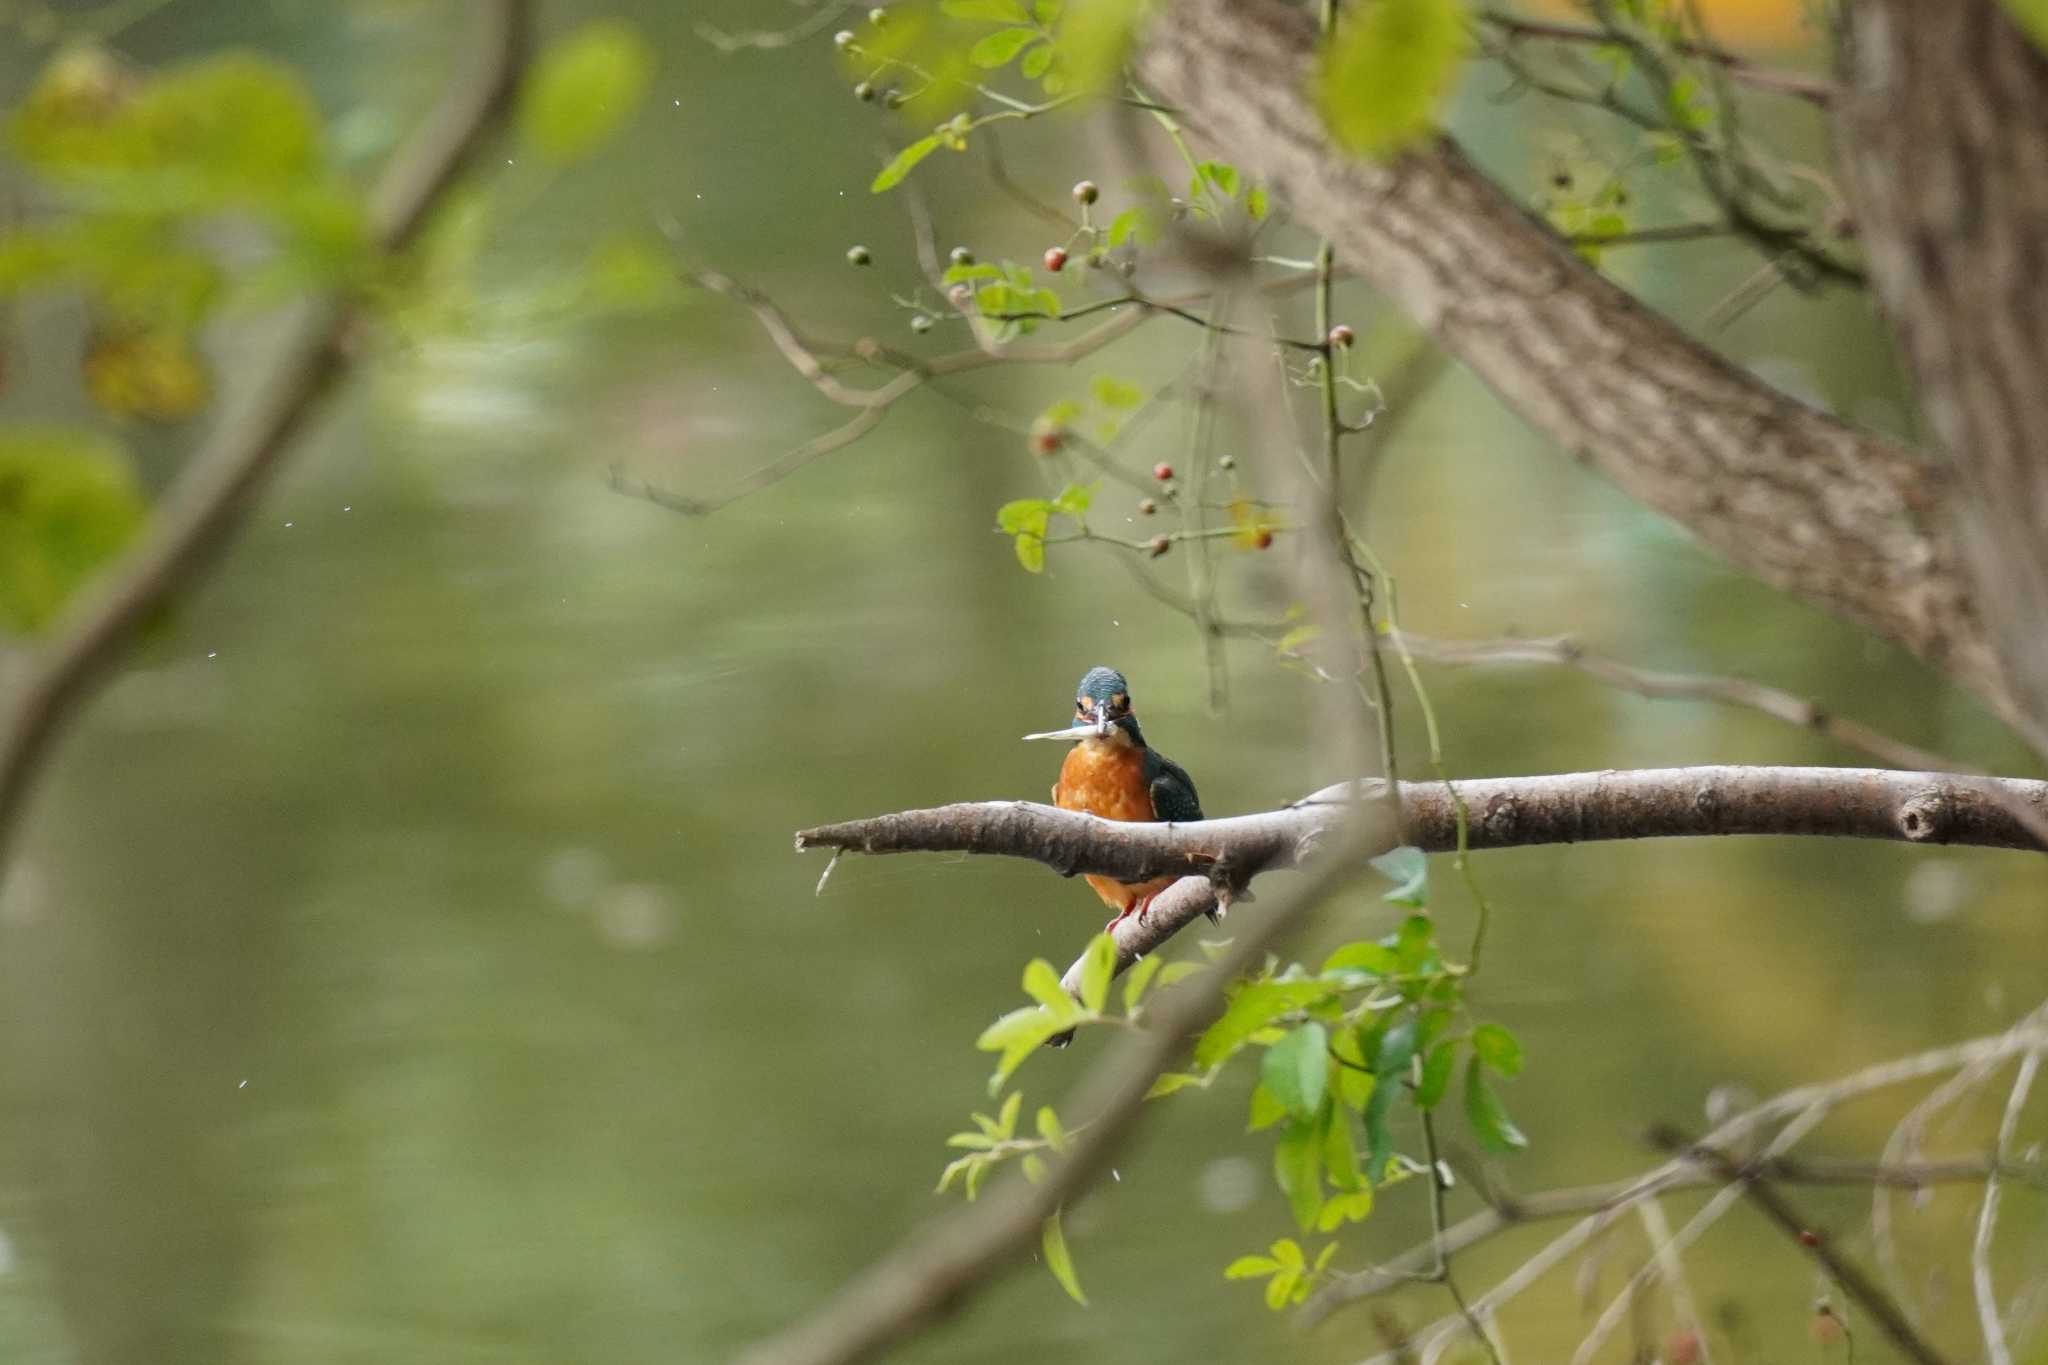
0,425,143,633
517,19,656,163
1315,0,1472,159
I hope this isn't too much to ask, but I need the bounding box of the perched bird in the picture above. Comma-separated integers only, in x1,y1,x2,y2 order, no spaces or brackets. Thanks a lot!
1022,666,1204,926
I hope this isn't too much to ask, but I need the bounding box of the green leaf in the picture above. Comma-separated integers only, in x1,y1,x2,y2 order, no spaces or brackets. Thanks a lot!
1089,374,1144,408
0,426,147,633
1463,1057,1529,1153
1019,41,1055,80
1156,960,1207,989
1391,914,1440,974
1264,1266,1300,1311
1316,1187,1374,1231
1224,1254,1281,1279
1050,481,1096,520
943,262,1004,284
942,0,1031,19
1196,159,1240,196
1022,958,1081,1023
1471,1022,1525,1078
871,134,942,193
997,1090,1022,1137
1370,845,1428,906
1076,932,1116,1013
1021,1152,1049,1184
1273,1118,1324,1231
1247,1080,1287,1132
1058,0,1153,93
1042,1210,1087,1305
1194,979,1337,1069
1416,1040,1457,1110
1373,1015,1418,1080
1035,1105,1069,1152
1034,0,1064,20
1146,1071,1203,1098
1314,0,1471,159
1261,1022,1329,1119
1323,1102,1361,1191
519,20,655,163
1013,533,1045,573
976,1005,1066,1094
1332,1030,1376,1112
1246,185,1270,220
18,52,320,194
1121,954,1164,1013
1269,1237,1306,1271
969,26,1041,67
997,497,1051,537
1998,0,2048,52
1322,941,1399,978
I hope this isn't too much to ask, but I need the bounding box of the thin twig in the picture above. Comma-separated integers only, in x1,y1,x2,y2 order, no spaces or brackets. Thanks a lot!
1655,1127,1955,1365
1473,7,1838,105
1973,1050,2040,1365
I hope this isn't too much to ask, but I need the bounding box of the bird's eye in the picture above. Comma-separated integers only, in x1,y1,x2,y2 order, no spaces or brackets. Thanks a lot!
1112,694,1127,711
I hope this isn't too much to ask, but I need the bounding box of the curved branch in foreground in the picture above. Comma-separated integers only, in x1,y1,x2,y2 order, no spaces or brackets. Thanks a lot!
0,1,529,862
737,814,1396,1365
1136,0,2006,722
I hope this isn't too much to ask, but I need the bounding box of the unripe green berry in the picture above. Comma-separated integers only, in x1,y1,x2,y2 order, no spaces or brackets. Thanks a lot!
1072,179,1099,205
833,30,857,48
949,246,974,267
853,80,876,102
868,6,888,23
910,314,934,333
1218,454,1236,471
846,245,872,266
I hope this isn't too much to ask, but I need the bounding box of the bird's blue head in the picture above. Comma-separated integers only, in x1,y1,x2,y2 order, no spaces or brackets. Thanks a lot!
1072,666,1145,746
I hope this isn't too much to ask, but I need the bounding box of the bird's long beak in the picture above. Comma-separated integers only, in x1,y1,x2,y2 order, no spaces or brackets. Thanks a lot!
1020,724,1098,742
1021,709,1111,742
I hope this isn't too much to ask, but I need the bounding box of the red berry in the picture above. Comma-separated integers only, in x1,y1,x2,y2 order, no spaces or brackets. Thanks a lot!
1029,418,1065,456
1146,534,1170,558
1043,246,1068,272
1665,1330,1702,1365
1798,1229,1821,1247
1253,526,1273,550
1151,462,1173,481
1328,324,1355,348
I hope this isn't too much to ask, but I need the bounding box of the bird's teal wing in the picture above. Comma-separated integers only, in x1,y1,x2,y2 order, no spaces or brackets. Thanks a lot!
1143,750,1203,823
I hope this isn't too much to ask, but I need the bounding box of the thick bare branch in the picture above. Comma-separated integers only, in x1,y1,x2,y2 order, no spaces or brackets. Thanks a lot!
796,769,2048,896
1136,0,2006,721
0,0,528,863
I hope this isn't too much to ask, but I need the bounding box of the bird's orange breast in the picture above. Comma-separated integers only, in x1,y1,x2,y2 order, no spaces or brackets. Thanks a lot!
1052,737,1154,821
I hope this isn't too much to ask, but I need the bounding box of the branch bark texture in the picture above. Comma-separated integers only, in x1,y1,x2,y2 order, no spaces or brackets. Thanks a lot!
797,767,2048,881
1836,0,2048,745
1136,0,2006,720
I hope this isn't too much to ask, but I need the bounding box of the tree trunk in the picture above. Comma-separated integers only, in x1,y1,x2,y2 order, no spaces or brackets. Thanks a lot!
1836,0,2048,747
1135,0,2013,723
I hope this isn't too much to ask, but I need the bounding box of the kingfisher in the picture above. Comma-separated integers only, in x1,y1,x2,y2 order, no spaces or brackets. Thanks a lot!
1021,666,1204,925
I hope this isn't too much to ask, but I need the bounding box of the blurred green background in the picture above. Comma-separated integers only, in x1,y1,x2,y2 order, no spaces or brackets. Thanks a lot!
0,1,2042,1361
